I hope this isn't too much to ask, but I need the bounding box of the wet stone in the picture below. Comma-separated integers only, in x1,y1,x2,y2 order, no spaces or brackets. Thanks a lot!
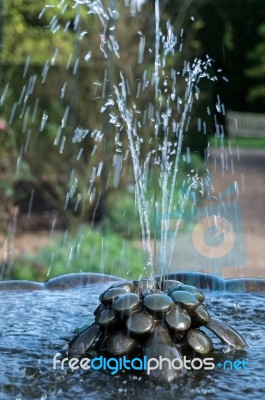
113,293,140,316
191,304,211,326
187,329,213,355
110,281,135,293
126,310,154,336
95,308,118,327
143,293,173,315
206,318,248,349
171,290,200,311
144,322,185,383
159,279,183,294
99,287,126,305
165,304,191,332
178,285,205,302
68,323,101,358
107,330,138,356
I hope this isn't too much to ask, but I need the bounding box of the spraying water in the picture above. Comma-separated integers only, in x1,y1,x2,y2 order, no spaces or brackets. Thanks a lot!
80,0,215,282
0,0,218,281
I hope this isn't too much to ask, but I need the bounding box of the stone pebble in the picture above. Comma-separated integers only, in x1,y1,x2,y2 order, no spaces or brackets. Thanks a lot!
95,308,118,327
171,290,200,311
144,293,173,314
165,304,191,331
126,310,154,336
187,329,213,354
191,304,211,326
107,330,139,356
160,279,183,294
178,284,205,302
206,317,247,349
110,281,136,293
99,287,126,305
113,293,140,316
68,323,101,358
144,322,185,383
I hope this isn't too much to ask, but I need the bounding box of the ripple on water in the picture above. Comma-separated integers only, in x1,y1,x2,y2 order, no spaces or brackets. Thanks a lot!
0,285,264,399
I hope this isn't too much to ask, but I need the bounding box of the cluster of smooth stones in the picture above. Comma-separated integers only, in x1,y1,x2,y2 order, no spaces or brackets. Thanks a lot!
68,279,247,383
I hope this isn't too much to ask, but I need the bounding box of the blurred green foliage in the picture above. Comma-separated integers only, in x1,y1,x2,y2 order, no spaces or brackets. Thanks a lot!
1,0,87,65
246,23,265,103
210,135,265,149
11,225,145,281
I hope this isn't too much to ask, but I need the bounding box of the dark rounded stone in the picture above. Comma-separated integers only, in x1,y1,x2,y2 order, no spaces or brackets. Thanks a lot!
113,293,140,316
144,322,185,382
159,279,183,294
110,281,135,293
95,308,118,327
187,329,213,354
191,304,211,326
126,310,154,336
171,290,200,310
206,318,248,349
99,287,126,305
68,323,101,358
107,331,138,356
165,304,191,331
178,285,205,302
143,293,173,314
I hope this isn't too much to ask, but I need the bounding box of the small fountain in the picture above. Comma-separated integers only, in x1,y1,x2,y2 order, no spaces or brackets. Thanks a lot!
0,0,265,398
66,0,248,383
68,278,247,383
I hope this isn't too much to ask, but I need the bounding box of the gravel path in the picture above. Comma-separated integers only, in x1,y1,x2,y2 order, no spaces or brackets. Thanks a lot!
208,147,265,278
166,147,265,279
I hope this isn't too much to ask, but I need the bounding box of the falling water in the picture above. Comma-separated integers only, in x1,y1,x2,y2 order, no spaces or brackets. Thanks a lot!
83,0,217,281
1,0,220,281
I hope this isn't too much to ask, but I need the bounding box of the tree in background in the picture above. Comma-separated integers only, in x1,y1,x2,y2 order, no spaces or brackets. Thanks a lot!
245,23,265,109
162,0,265,114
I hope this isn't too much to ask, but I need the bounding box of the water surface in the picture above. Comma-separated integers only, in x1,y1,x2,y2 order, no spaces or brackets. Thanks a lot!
0,283,264,399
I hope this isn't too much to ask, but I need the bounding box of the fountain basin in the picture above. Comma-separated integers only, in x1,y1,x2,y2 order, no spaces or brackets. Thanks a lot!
0,272,264,399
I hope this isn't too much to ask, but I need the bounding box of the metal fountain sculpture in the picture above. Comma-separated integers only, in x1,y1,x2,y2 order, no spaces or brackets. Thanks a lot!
68,277,247,383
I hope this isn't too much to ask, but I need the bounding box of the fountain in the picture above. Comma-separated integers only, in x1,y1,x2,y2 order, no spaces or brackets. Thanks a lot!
0,0,265,398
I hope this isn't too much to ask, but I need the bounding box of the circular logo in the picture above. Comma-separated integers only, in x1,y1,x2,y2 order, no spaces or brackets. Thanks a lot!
192,215,236,259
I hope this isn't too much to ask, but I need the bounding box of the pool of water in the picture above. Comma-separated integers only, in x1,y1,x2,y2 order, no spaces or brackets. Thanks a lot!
0,274,264,400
